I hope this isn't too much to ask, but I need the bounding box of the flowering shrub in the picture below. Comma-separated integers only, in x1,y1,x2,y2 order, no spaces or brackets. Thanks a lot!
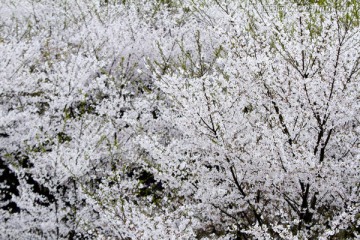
0,0,359,239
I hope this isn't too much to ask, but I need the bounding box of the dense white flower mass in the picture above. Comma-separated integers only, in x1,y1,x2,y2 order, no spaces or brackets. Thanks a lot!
0,0,359,239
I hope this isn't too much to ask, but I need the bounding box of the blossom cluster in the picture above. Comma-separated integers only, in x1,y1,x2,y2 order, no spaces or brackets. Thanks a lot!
0,0,359,239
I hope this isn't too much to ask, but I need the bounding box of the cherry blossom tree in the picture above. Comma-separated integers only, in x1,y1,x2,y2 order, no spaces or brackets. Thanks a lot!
139,0,360,238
